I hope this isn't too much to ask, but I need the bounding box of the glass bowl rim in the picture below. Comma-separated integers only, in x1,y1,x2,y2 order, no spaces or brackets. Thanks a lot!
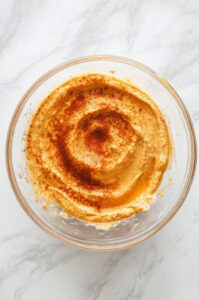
6,55,197,250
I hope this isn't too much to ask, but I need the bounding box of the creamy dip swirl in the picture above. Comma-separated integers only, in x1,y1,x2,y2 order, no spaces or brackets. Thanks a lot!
26,74,170,222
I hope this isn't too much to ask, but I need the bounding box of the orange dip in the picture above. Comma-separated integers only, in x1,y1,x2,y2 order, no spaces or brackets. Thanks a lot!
26,74,170,222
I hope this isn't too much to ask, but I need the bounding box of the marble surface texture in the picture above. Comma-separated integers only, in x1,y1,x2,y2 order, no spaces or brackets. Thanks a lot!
0,0,199,299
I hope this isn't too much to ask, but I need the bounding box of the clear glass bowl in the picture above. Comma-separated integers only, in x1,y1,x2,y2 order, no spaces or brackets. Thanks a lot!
6,56,197,250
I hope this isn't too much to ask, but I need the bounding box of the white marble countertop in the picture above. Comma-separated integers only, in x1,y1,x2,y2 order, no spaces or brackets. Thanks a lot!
1,1,199,299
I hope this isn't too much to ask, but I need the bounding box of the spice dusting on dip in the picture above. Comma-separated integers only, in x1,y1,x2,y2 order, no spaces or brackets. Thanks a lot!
26,74,170,223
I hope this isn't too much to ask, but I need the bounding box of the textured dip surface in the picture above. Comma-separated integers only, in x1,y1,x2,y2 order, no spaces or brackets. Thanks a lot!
26,74,170,222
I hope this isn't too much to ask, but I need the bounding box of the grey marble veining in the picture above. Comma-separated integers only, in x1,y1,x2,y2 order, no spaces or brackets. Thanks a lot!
0,0,199,299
